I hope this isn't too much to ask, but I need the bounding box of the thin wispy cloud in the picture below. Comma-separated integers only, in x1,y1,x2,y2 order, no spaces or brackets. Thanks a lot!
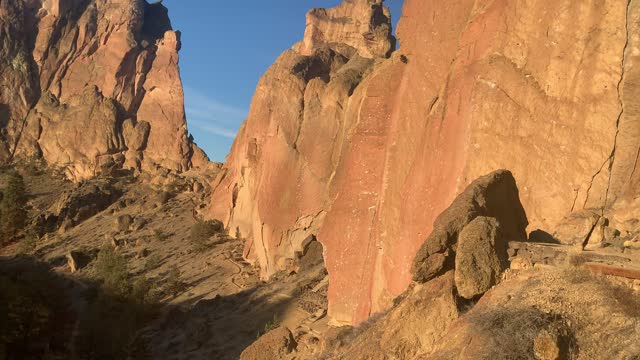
184,86,248,122
183,86,247,140
190,120,238,139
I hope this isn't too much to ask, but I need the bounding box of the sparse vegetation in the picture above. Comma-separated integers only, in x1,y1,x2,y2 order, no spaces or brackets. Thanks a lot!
263,314,280,333
17,233,37,255
165,265,187,297
563,267,640,318
75,247,159,359
0,259,71,360
257,314,281,339
467,307,575,359
153,228,169,242
74,286,158,360
144,253,163,271
190,219,223,252
94,246,130,297
19,158,46,177
566,252,588,267
165,180,183,195
0,171,27,246
11,52,29,74
130,276,160,305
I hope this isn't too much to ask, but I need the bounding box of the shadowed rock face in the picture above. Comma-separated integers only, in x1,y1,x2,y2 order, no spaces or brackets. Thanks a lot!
212,0,640,325
0,0,208,180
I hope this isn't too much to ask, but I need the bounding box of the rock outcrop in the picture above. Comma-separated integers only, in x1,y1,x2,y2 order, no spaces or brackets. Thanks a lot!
32,178,122,234
0,0,207,181
293,0,395,59
208,0,395,286
239,327,297,360
210,0,640,325
324,272,460,360
454,216,509,299
412,170,528,285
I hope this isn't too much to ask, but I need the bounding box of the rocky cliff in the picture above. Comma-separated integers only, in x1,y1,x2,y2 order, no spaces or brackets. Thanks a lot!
211,0,640,326
0,0,208,181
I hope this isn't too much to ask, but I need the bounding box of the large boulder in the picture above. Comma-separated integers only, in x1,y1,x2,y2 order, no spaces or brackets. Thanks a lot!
413,170,528,284
552,211,602,246
454,216,509,299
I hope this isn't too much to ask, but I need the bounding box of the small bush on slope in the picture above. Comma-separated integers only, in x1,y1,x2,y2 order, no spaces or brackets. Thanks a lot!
190,219,223,253
95,245,130,297
0,172,27,246
165,265,187,297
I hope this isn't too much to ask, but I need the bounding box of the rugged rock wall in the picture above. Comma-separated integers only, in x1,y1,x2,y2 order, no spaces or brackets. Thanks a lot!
210,0,640,325
209,0,395,282
0,0,207,180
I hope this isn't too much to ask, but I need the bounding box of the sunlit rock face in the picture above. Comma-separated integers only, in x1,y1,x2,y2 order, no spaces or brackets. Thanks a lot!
212,0,640,325
0,0,207,181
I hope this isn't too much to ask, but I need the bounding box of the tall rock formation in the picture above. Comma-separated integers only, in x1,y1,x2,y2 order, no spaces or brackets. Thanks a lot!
0,0,207,181
211,0,640,326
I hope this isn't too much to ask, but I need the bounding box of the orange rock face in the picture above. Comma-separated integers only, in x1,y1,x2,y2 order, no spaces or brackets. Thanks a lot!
0,0,206,180
213,0,639,326
293,0,395,59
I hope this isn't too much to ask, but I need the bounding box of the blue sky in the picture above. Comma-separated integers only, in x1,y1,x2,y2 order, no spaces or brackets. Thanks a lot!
163,0,405,161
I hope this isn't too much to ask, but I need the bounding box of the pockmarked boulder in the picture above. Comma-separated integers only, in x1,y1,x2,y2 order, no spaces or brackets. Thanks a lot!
413,170,528,284
552,211,601,247
454,216,509,299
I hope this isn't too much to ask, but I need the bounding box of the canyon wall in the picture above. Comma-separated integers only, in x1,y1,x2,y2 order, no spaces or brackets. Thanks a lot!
0,0,207,181
212,0,640,325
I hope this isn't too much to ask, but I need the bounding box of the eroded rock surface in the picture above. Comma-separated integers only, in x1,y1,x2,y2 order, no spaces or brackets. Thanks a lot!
293,0,395,59
211,0,640,325
239,327,297,360
0,0,207,180
454,216,509,299
412,170,528,285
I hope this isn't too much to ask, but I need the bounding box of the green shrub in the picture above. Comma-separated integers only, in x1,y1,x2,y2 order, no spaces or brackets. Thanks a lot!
17,234,37,255
94,246,129,297
0,260,71,359
190,219,223,253
165,265,186,297
75,255,158,359
153,229,169,242
0,172,27,245
257,314,280,339
130,276,160,306
263,314,280,333
143,253,162,271
74,290,155,360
